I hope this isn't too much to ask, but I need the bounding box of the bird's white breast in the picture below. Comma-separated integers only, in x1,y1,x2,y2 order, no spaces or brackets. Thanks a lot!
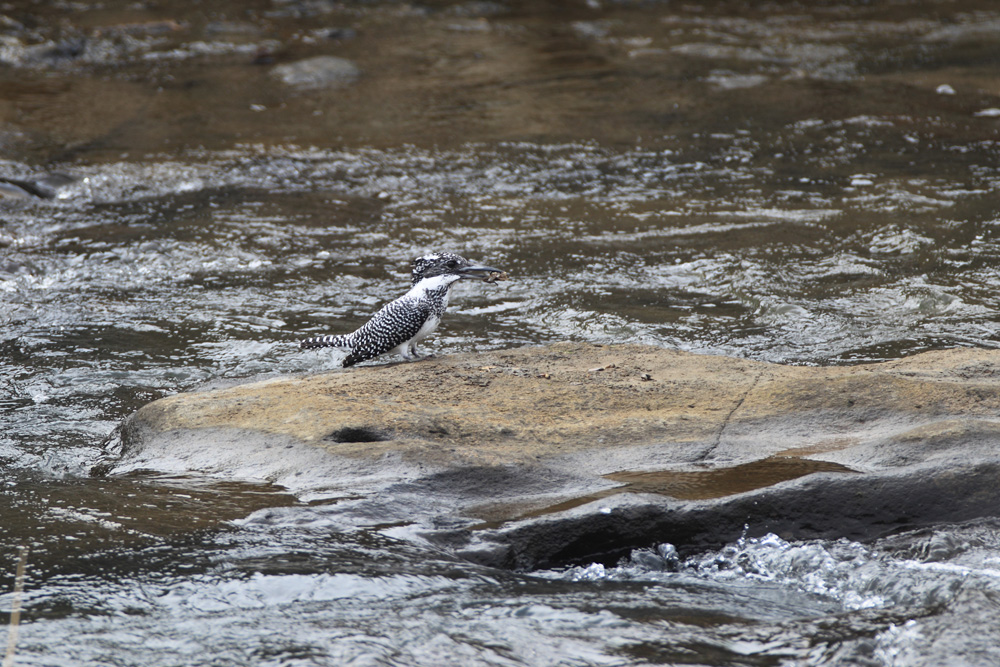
411,313,441,344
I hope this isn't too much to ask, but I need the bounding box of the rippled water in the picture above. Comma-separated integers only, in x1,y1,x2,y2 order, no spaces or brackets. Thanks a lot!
4,0,1000,665
8,514,1000,666
5,141,1000,667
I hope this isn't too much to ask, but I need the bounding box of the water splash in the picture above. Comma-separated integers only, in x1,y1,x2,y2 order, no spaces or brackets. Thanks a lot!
550,525,1000,622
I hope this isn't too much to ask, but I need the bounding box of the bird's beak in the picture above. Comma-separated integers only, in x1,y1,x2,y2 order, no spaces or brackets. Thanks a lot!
457,264,503,279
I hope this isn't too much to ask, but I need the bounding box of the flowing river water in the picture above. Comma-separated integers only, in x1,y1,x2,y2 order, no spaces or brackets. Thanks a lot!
3,1,1000,665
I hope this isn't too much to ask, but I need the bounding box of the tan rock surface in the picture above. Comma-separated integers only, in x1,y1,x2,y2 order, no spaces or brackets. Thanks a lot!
119,342,1000,481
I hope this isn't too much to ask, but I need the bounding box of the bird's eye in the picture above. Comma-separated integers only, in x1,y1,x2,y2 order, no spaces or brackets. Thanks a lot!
447,259,459,268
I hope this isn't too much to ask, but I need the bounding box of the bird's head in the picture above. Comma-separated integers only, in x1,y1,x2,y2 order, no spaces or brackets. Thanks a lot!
410,252,502,285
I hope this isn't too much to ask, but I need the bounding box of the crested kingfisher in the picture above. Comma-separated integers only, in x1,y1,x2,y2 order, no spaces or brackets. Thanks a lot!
299,252,503,367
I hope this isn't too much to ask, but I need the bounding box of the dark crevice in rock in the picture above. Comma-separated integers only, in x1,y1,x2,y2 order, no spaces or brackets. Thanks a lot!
704,366,766,460
324,426,392,443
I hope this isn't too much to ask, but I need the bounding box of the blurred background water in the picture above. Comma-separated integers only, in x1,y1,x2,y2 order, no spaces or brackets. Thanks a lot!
3,1,1000,664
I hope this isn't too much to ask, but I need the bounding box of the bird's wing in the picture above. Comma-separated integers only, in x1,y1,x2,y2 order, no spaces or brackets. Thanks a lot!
342,296,432,367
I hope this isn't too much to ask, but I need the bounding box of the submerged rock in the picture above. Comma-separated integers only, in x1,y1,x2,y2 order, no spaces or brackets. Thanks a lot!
107,343,1000,568
270,55,360,88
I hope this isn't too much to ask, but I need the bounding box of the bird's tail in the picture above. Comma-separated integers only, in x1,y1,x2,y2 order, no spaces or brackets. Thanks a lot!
299,333,351,350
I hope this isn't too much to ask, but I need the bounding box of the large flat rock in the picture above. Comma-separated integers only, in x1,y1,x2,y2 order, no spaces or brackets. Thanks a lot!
108,343,1000,568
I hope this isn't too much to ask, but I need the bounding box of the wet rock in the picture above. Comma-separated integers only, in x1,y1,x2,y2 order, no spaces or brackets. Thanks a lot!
265,0,343,19
445,2,508,18
0,173,78,199
0,181,36,199
204,21,261,37
108,343,1000,568
270,55,360,89
22,38,88,65
96,20,185,37
0,14,24,31
316,27,356,41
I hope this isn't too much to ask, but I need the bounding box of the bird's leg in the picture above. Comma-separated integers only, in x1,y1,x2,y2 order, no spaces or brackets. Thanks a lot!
399,346,422,361
408,344,435,360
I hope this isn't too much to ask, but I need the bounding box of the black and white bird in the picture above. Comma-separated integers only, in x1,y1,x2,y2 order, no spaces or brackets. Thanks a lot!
299,252,503,367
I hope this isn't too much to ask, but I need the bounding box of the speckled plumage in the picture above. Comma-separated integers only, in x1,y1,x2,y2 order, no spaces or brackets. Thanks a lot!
300,253,501,367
